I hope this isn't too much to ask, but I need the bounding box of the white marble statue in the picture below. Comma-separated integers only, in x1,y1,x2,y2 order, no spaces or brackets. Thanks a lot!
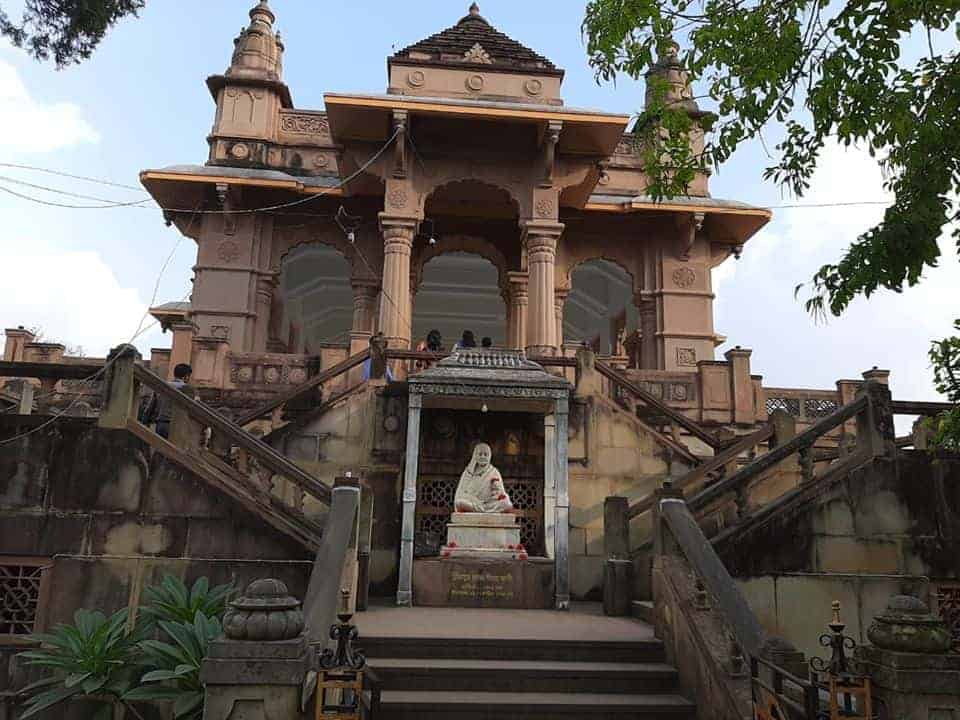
454,442,514,513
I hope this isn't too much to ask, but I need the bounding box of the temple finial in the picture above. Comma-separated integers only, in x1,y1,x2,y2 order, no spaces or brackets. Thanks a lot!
225,0,284,81
469,2,480,15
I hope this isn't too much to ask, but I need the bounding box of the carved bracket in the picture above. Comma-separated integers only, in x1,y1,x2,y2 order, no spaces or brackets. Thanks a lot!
676,211,705,261
540,120,562,188
393,110,408,179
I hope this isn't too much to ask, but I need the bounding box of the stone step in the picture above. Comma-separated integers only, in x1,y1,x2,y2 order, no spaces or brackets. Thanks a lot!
632,600,655,624
361,636,666,663
367,658,680,694
364,690,696,719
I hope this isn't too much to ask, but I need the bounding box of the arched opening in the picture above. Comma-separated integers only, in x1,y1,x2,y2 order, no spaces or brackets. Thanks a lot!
413,252,506,351
279,243,352,353
564,259,638,360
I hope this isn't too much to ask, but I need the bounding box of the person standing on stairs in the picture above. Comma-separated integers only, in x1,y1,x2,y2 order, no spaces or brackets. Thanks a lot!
142,363,194,439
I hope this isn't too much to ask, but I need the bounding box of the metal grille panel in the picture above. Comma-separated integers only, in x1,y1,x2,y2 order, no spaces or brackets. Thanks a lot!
0,563,46,636
765,397,801,416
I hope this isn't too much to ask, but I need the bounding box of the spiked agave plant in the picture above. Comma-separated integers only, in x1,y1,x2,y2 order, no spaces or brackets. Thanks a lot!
17,607,151,720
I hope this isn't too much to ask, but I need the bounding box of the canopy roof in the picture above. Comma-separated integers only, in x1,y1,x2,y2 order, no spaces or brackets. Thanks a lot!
390,3,562,78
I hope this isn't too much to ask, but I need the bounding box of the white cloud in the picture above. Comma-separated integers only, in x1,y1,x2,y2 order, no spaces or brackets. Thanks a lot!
0,59,100,153
713,142,960,413
0,240,163,357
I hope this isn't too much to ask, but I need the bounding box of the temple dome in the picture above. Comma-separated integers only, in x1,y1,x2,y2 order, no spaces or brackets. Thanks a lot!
390,3,562,77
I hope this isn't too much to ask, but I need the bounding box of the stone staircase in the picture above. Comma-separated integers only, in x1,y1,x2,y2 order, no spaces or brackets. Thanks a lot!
358,607,694,719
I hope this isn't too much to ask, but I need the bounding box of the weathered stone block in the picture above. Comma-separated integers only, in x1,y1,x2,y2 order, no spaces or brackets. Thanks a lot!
90,516,186,557
816,536,902,574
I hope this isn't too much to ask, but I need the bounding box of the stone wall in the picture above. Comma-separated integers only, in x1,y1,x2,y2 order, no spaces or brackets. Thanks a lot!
569,393,692,599
0,416,313,706
720,452,960,661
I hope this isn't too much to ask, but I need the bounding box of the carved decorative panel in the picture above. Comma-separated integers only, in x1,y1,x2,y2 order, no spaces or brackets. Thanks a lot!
937,585,960,650
0,561,48,636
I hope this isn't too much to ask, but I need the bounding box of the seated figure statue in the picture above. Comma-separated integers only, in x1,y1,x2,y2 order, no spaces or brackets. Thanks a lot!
454,442,514,513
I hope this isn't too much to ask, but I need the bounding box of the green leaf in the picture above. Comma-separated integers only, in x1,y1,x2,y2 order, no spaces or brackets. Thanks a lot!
123,684,185,701
19,685,83,719
173,690,203,718
82,675,108,694
65,672,92,688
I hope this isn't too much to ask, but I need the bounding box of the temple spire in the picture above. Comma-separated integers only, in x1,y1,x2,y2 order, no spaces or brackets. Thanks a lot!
225,0,284,81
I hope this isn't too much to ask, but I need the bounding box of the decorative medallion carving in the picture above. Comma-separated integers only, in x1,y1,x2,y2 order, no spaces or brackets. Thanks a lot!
671,383,689,401
280,113,330,135
217,240,241,264
677,348,697,367
672,267,696,288
535,197,555,217
383,415,401,433
313,153,330,168
263,367,280,384
463,43,493,64
524,79,543,96
465,74,484,92
406,70,425,87
288,367,307,385
210,325,230,340
229,143,250,160
387,188,408,209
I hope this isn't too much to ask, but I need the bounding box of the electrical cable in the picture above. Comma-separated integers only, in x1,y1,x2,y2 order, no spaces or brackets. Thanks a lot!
0,128,400,216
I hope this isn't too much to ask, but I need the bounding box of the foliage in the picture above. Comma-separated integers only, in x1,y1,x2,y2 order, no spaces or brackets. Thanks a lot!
17,608,150,720
139,575,234,625
582,0,960,317
123,614,222,720
17,575,231,720
0,0,144,67
927,321,960,451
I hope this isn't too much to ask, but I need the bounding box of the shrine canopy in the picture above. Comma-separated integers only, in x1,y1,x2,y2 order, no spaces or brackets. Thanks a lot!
408,348,569,413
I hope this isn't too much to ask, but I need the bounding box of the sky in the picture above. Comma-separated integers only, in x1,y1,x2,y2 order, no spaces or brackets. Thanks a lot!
0,0,957,408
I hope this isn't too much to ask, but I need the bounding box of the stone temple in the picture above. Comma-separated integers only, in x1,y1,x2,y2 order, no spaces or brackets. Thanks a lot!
1,3,958,719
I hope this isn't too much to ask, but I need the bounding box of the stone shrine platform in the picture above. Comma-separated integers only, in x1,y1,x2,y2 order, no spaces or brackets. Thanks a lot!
413,556,554,609
442,511,521,558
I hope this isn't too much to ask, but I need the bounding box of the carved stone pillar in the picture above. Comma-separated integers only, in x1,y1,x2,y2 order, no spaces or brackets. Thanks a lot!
350,279,378,336
378,215,417,350
554,287,569,349
523,221,563,356
507,271,529,351
350,280,379,381
253,272,277,353
637,295,658,369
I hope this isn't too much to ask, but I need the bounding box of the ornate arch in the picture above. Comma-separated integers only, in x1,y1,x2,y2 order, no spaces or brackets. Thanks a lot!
417,177,524,220
412,234,511,296
271,224,379,282
565,255,638,294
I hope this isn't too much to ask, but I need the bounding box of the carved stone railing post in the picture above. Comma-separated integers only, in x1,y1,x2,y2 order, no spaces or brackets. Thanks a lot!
201,579,309,720
855,379,895,459
603,496,632,616
99,344,141,429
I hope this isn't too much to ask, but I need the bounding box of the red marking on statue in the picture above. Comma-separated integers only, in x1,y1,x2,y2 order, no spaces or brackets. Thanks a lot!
448,541,457,548
497,493,507,501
